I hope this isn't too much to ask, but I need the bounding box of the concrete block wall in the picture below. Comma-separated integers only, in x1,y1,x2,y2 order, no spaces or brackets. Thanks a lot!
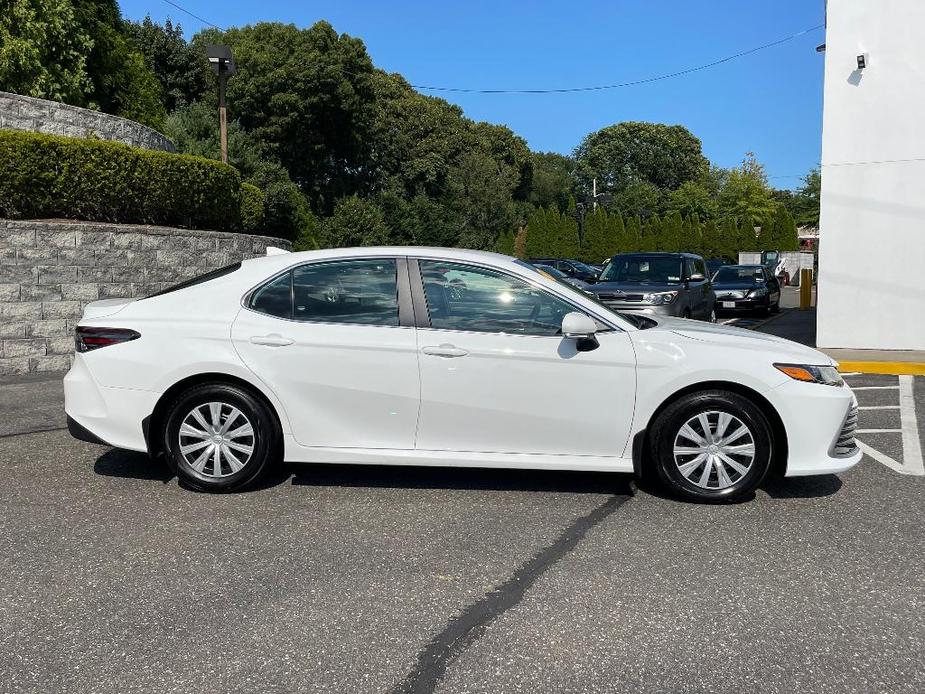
0,220,291,375
0,91,176,152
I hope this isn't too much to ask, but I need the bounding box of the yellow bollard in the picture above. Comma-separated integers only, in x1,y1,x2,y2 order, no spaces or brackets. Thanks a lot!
799,268,813,309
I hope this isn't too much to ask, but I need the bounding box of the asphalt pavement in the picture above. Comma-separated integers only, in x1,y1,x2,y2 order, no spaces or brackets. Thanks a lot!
2,316,924,693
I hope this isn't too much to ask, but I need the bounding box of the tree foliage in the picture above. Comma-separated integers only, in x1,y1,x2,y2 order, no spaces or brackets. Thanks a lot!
574,121,709,196
125,15,210,113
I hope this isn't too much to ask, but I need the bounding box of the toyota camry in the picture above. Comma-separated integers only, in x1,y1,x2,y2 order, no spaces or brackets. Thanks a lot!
64,247,861,502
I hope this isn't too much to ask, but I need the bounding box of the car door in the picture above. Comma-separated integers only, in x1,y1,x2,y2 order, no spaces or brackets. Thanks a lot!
231,257,420,450
411,258,636,458
686,258,711,319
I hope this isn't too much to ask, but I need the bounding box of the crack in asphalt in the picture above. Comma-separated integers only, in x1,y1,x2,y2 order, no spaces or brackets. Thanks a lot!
0,426,67,440
389,492,633,694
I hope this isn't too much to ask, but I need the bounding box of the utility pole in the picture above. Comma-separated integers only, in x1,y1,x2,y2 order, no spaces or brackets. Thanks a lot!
592,178,597,211
206,45,236,165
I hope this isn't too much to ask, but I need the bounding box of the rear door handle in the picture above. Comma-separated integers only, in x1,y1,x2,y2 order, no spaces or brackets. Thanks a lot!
250,334,294,347
422,344,468,358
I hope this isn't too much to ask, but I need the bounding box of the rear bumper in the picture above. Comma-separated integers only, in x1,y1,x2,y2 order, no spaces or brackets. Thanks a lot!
64,355,157,452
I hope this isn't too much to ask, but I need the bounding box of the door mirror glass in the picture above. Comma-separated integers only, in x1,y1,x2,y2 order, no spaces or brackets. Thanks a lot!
561,312,597,338
689,273,706,282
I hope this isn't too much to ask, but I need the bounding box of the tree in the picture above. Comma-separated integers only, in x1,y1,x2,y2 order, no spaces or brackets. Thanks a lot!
665,180,717,220
791,167,821,228
195,21,379,212
611,180,663,219
660,211,683,252
625,216,643,253
717,152,778,227
700,218,724,259
72,0,166,129
574,121,709,196
125,15,210,113
581,208,609,262
720,217,740,260
320,195,390,247
528,152,574,211
524,207,552,257
0,0,93,103
495,229,516,256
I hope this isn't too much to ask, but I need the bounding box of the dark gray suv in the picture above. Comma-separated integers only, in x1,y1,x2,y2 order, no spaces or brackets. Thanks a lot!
592,252,716,321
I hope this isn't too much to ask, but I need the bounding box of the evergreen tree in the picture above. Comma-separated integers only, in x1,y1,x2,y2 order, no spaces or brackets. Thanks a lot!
524,207,550,257
625,215,643,252
737,216,757,255
701,218,722,259
552,208,581,258
720,217,740,261
688,213,703,255
773,205,799,251
661,211,683,252
608,211,626,257
495,229,516,256
581,208,610,263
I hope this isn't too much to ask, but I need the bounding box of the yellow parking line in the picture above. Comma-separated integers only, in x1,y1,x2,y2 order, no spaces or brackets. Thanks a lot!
838,361,925,376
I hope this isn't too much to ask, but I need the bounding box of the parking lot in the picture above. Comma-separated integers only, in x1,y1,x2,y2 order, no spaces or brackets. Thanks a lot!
2,310,924,694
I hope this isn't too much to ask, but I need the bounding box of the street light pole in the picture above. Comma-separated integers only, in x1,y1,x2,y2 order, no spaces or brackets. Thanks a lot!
206,45,236,166
218,63,228,164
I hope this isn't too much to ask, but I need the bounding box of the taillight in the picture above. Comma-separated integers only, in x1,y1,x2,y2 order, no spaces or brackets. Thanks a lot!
75,327,140,352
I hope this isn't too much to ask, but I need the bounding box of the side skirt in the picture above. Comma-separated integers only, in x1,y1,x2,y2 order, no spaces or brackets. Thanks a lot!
282,436,635,473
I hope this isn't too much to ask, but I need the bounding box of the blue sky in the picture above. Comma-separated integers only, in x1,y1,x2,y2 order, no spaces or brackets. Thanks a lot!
120,0,826,188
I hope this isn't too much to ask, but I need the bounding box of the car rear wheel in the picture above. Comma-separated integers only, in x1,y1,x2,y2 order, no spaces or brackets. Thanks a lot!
649,390,773,503
162,383,281,493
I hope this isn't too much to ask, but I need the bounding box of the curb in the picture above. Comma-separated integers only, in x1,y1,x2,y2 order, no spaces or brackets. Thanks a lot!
836,361,925,376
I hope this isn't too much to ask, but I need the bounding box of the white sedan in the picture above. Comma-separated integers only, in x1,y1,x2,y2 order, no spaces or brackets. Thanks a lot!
64,247,861,502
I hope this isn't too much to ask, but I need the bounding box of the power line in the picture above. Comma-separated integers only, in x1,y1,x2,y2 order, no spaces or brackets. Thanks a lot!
161,0,223,30
409,25,824,94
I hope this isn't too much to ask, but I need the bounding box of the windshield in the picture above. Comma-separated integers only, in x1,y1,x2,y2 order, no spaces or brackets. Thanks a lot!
599,256,683,284
569,261,597,274
714,267,763,283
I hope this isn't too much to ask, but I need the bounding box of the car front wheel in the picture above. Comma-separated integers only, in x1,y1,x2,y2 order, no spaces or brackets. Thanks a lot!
162,383,281,493
649,390,773,503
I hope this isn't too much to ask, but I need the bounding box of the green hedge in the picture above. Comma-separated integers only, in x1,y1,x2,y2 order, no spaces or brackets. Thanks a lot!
240,182,265,233
0,130,242,231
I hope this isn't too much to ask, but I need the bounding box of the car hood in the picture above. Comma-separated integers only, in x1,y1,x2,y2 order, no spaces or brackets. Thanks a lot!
646,316,835,365
713,281,759,291
592,281,682,294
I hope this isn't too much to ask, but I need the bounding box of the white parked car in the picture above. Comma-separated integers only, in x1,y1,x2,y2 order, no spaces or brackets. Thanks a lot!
65,247,861,502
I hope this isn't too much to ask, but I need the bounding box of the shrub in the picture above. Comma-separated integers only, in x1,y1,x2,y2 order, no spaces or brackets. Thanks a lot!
240,183,265,232
0,130,241,230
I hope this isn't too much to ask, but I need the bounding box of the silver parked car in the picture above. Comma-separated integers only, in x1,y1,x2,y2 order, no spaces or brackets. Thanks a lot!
591,252,716,321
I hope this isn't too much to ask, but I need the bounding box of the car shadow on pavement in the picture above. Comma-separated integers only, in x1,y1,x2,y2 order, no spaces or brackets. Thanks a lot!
761,473,843,499
289,463,635,496
93,448,175,483
91,448,634,495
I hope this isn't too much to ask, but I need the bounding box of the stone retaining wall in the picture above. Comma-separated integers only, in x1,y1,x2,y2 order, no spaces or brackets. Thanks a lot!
0,91,176,152
0,220,291,375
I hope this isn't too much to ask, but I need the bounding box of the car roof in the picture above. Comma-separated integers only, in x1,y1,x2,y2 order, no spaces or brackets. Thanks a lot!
241,246,515,272
610,252,702,258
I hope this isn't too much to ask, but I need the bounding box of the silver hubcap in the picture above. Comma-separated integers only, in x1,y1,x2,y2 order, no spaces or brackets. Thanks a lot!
673,411,755,490
178,402,255,478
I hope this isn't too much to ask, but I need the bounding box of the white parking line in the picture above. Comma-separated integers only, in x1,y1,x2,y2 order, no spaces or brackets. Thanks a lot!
856,428,902,434
852,385,900,391
858,405,901,410
899,375,924,475
856,441,910,475
721,318,738,325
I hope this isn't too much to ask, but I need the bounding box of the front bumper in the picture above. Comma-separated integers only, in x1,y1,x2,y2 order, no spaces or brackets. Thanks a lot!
770,379,863,476
715,296,769,311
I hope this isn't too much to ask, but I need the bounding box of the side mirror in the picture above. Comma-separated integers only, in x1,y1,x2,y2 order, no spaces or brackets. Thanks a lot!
561,312,599,352
689,273,706,282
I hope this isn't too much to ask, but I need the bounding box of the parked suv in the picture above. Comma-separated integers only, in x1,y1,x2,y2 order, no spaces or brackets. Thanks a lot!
592,252,716,321
527,258,599,283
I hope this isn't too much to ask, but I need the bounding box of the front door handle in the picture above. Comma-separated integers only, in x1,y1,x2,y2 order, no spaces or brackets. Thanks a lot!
422,344,468,358
250,334,294,347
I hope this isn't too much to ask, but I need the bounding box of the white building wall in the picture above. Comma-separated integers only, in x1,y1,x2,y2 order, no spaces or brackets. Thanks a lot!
817,0,925,351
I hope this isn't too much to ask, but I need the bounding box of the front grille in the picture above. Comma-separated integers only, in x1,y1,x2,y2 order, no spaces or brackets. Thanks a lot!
717,290,747,300
832,405,859,457
597,292,644,303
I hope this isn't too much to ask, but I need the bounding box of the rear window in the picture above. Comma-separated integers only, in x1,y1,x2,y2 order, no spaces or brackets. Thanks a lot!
144,262,242,298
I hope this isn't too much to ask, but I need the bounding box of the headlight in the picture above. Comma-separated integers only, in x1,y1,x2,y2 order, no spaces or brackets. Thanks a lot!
642,290,678,305
748,287,769,297
774,363,844,386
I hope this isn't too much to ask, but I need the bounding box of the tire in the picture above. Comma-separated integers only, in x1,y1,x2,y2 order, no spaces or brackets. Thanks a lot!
681,309,692,319
771,300,781,314
162,383,281,493
648,390,773,503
